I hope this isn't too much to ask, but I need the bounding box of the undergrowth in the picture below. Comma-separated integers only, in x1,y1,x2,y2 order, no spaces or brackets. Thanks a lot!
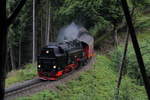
6,63,37,87
135,13,150,31
110,31,150,85
17,56,147,100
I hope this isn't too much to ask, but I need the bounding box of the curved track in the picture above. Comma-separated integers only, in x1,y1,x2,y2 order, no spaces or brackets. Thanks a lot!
5,57,95,100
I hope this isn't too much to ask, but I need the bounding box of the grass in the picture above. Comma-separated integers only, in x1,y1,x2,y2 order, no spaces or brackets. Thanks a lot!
16,55,147,100
6,63,37,87
110,29,150,84
137,30,150,40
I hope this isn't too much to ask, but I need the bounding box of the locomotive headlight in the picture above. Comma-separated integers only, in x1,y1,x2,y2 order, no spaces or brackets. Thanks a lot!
53,65,56,69
46,50,49,54
38,65,41,68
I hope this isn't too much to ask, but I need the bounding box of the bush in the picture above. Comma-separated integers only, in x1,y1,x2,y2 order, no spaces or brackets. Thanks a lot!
135,14,150,31
110,32,150,85
6,63,37,87
16,55,147,100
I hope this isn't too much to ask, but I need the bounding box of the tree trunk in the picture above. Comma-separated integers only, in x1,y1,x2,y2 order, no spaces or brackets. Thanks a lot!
10,46,15,70
121,0,150,99
18,33,22,67
114,30,129,100
40,13,43,47
45,0,48,45
113,25,118,47
0,0,26,99
45,7,47,45
32,0,36,63
0,0,7,99
47,0,50,44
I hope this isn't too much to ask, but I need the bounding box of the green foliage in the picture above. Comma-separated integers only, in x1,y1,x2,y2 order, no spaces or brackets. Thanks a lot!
55,0,123,28
16,55,147,100
6,63,37,87
127,0,148,8
119,76,147,100
110,31,150,84
51,0,148,45
56,0,102,28
7,0,32,47
56,56,116,100
100,0,123,25
52,0,124,47
135,13,150,30
89,18,111,37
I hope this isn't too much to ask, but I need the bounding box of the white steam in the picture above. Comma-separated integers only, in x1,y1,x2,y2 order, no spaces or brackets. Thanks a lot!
57,22,81,42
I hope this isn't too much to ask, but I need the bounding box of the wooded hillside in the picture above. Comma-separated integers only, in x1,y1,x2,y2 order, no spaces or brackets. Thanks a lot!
6,0,149,70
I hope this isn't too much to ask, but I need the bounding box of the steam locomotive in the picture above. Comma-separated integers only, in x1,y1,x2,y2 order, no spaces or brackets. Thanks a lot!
37,28,94,80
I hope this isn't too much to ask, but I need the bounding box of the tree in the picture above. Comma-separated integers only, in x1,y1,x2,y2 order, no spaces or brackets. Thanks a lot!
121,0,150,99
33,0,35,63
0,0,26,99
99,0,124,46
47,0,51,45
7,0,32,70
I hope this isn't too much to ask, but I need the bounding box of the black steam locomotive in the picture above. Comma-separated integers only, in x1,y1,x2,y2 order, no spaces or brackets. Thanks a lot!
37,29,94,80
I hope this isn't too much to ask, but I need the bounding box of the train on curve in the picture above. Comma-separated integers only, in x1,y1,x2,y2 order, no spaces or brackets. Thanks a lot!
37,28,94,80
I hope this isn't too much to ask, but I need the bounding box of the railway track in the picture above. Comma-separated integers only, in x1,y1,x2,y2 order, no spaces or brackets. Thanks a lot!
5,57,95,100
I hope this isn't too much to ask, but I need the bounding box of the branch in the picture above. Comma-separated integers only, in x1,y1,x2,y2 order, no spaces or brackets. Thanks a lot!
7,0,27,27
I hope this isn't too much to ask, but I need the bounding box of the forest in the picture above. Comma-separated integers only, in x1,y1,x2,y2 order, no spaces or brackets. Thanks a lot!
4,0,149,70
0,0,150,100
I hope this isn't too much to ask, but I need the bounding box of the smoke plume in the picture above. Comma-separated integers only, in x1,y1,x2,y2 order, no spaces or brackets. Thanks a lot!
57,22,81,42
